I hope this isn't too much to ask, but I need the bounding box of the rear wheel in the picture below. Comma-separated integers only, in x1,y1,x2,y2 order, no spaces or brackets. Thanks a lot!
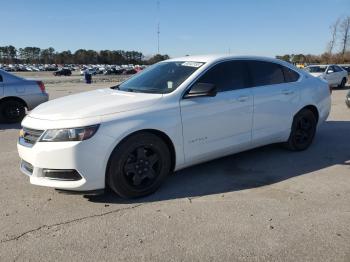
0,100,26,123
285,109,317,151
338,78,346,89
107,132,171,198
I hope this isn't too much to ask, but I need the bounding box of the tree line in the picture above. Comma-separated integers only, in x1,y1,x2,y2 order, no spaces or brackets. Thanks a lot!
277,16,350,64
0,46,169,65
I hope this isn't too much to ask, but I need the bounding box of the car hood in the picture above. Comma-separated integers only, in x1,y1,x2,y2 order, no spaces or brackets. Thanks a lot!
29,88,163,120
309,72,324,77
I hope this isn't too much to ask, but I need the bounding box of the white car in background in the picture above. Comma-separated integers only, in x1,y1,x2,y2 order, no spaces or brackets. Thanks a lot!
305,64,348,88
17,55,331,198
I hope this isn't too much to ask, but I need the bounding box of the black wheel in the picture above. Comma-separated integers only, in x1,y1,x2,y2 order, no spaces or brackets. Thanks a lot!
107,132,171,198
338,78,346,89
285,109,317,151
0,100,26,123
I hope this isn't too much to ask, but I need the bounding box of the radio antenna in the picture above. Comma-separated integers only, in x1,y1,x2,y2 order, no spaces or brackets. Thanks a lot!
157,1,160,54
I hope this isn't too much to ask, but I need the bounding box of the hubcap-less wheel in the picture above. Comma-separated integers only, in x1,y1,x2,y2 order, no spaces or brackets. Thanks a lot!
285,109,316,151
0,100,26,123
5,105,21,119
339,78,346,88
294,117,313,146
107,132,171,198
123,146,161,188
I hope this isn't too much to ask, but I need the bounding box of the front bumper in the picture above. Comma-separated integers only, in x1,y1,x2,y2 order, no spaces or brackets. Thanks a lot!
17,128,116,191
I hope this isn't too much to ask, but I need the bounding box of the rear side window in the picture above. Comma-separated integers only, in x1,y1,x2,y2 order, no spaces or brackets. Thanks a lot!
282,66,300,82
196,60,248,92
333,66,343,72
247,61,284,87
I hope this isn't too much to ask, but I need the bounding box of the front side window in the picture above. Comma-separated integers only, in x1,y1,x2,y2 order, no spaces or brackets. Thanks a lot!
195,60,248,92
247,61,284,87
327,66,335,73
118,61,204,94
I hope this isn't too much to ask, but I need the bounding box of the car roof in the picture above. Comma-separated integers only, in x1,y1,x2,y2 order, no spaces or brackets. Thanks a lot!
308,64,335,67
167,54,291,63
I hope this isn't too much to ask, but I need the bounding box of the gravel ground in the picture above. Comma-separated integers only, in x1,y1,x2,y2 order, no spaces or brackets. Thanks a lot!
0,74,349,261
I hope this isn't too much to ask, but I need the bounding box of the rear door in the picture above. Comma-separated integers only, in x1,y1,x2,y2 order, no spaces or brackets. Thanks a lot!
247,60,301,145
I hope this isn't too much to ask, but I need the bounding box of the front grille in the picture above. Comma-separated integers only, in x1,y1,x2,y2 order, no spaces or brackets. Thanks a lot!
22,128,44,145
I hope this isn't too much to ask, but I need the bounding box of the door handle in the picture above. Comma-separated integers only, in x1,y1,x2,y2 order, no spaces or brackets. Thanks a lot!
237,96,249,102
282,89,294,95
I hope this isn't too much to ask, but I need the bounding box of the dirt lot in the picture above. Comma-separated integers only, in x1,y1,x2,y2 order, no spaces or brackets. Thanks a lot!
0,72,349,261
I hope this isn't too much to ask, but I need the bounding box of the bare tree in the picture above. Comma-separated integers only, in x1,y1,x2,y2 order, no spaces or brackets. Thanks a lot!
327,18,340,54
340,16,350,55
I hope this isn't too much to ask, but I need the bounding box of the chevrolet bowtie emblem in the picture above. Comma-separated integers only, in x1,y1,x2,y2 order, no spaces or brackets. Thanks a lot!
19,129,25,138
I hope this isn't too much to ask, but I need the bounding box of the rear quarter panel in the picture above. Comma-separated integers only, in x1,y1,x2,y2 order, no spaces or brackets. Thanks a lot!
3,80,48,110
299,76,331,125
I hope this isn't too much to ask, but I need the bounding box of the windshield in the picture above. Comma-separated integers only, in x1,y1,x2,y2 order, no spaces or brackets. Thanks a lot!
306,66,326,73
117,61,204,94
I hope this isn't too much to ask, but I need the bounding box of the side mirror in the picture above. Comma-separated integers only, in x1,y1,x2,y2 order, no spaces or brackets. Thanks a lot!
184,83,217,98
327,70,334,74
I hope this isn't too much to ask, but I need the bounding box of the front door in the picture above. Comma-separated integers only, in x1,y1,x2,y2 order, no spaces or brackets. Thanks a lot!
180,60,253,163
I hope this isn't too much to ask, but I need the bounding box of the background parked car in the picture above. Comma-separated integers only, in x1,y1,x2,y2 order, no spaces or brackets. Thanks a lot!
53,68,72,76
346,91,350,108
305,64,348,88
340,65,350,75
80,68,97,76
0,69,48,123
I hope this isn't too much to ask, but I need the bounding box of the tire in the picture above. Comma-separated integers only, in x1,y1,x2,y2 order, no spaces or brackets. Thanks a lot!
285,109,317,151
338,78,346,89
0,100,26,123
107,132,171,198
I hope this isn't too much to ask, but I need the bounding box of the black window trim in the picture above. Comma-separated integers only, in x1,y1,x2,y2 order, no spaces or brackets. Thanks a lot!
182,59,250,98
280,64,301,83
246,60,301,88
181,58,302,98
0,73,2,82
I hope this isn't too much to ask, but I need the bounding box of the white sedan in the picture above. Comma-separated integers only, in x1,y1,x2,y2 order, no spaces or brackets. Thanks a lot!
305,64,348,88
17,55,331,198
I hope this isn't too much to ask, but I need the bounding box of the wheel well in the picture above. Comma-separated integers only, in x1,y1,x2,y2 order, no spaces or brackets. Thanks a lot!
107,129,176,175
0,96,28,108
299,105,319,123
142,129,176,172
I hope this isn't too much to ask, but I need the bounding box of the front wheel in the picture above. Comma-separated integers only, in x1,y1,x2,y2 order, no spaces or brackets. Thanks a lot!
0,100,26,123
338,78,347,89
285,109,317,151
107,132,171,198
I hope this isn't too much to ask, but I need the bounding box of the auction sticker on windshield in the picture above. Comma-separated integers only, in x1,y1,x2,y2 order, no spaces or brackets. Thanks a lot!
181,62,203,68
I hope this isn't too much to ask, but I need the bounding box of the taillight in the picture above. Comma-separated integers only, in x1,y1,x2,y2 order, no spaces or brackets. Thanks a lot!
37,81,45,93
329,85,332,94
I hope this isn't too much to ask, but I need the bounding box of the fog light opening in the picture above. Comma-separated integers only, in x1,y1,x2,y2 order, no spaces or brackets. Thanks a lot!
42,169,82,181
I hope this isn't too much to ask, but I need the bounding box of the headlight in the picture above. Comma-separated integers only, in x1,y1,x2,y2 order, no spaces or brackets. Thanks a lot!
40,125,100,142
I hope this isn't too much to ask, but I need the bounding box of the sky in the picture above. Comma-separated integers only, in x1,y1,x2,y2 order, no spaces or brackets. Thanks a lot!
1,0,349,58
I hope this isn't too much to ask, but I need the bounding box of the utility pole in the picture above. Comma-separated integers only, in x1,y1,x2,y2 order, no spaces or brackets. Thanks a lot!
157,0,160,54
